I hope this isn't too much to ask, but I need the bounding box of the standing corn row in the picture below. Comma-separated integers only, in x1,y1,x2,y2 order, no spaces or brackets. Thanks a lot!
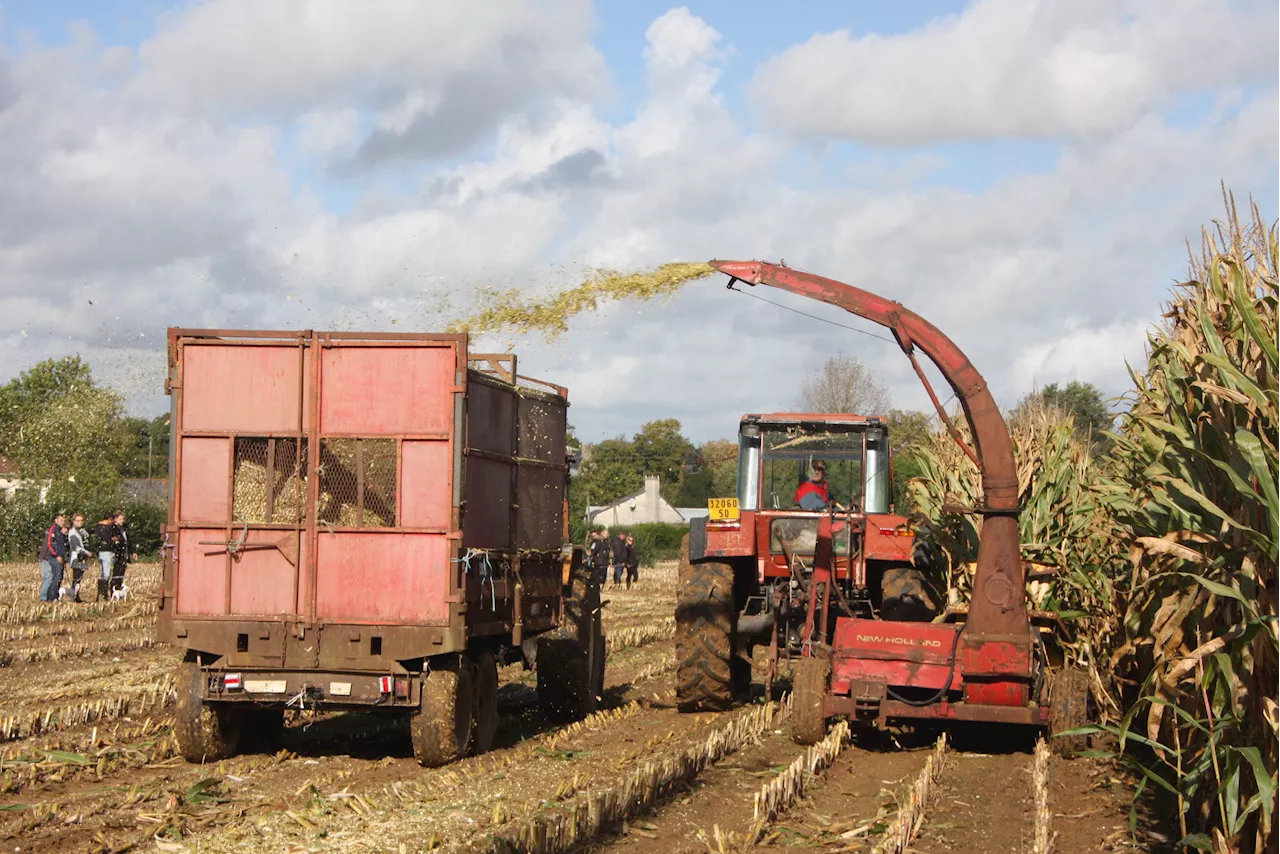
871,733,950,854
753,719,851,823
604,618,675,655
1102,193,1277,852
906,397,1123,702
490,700,779,854
1033,737,1054,854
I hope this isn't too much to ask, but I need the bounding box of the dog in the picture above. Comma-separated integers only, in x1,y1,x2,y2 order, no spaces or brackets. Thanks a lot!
111,584,130,602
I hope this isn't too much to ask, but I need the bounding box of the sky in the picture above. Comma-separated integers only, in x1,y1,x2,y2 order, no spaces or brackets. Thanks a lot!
0,0,1276,443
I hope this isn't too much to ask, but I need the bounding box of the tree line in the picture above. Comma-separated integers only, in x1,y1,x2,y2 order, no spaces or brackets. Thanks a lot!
0,357,169,558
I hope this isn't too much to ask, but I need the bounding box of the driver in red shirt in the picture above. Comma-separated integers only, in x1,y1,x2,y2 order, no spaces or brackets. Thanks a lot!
794,459,832,510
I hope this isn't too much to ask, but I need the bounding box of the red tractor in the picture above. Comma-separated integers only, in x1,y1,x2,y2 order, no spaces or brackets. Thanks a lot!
676,261,1087,749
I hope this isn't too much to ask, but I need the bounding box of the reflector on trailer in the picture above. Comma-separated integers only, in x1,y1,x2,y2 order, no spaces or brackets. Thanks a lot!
224,673,242,691
378,676,393,694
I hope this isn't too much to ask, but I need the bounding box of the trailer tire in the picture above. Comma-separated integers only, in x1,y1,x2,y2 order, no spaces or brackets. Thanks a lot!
470,650,499,755
880,566,939,622
174,662,241,763
791,656,830,745
411,661,474,767
676,536,739,713
1048,666,1090,757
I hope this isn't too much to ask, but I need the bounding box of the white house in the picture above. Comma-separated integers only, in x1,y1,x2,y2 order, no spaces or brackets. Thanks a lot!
588,475,711,527
0,454,18,498
0,454,50,502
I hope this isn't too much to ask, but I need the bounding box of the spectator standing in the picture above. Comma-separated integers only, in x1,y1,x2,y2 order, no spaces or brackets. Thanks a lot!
624,534,639,590
109,511,137,593
588,529,610,587
95,513,120,601
610,530,628,589
38,512,68,603
66,514,92,602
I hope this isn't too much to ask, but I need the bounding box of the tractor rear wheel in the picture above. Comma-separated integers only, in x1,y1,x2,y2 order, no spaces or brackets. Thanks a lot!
880,566,939,622
174,661,241,763
676,536,739,712
411,659,474,767
791,656,830,745
470,649,499,755
1048,666,1090,757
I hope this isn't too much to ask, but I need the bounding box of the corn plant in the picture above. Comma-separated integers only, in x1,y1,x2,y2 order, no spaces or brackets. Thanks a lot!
1097,193,1277,852
906,398,1124,691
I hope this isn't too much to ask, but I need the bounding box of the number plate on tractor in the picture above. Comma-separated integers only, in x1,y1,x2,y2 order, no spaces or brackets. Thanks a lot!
708,498,740,521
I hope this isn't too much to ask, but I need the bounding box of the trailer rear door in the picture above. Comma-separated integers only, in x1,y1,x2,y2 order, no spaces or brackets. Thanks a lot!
170,332,464,627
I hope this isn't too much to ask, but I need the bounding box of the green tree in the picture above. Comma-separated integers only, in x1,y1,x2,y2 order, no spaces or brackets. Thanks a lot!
675,438,739,507
1042,381,1113,436
0,357,130,491
1015,381,1113,448
631,418,695,502
885,409,931,511
116,414,172,479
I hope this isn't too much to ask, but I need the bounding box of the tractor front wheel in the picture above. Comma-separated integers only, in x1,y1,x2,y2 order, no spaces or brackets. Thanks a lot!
676,536,739,712
791,656,830,745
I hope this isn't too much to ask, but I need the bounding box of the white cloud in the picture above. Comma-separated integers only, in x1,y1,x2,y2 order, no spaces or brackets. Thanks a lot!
0,3,1275,446
134,0,606,167
750,0,1277,143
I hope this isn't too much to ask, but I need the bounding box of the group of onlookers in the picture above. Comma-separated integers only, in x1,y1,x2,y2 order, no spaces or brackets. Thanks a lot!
37,510,136,603
589,528,638,590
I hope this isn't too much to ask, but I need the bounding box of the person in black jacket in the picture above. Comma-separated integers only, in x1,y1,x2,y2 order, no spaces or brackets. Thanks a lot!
624,534,639,590
588,529,610,587
95,514,120,601
610,530,628,589
38,512,68,602
108,511,137,593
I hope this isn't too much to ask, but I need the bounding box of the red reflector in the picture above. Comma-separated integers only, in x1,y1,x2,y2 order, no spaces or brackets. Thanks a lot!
394,678,409,698
224,673,242,691
378,676,393,694
878,528,915,537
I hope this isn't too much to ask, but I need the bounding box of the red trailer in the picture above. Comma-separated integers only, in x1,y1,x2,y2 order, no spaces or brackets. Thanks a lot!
158,330,603,766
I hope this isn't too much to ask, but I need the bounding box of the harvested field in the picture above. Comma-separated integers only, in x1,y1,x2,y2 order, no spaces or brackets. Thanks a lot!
0,559,1157,852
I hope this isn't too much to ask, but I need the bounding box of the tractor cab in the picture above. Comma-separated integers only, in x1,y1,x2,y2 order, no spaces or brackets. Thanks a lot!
729,414,915,592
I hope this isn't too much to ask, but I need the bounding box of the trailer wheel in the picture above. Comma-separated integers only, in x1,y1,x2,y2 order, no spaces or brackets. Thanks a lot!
470,650,499,755
174,662,241,763
411,660,474,767
1048,666,1090,757
676,536,739,712
791,656,830,745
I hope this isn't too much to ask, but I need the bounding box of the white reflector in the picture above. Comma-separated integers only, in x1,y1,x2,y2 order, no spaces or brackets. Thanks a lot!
224,673,242,690
245,680,286,694
378,676,393,694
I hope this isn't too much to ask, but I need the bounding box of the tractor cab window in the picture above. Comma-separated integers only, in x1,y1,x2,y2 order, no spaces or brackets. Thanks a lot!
760,427,864,511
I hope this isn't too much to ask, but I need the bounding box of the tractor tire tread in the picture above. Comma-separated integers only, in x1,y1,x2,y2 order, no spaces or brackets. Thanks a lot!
676,535,738,713
791,656,830,745
1049,665,1091,757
